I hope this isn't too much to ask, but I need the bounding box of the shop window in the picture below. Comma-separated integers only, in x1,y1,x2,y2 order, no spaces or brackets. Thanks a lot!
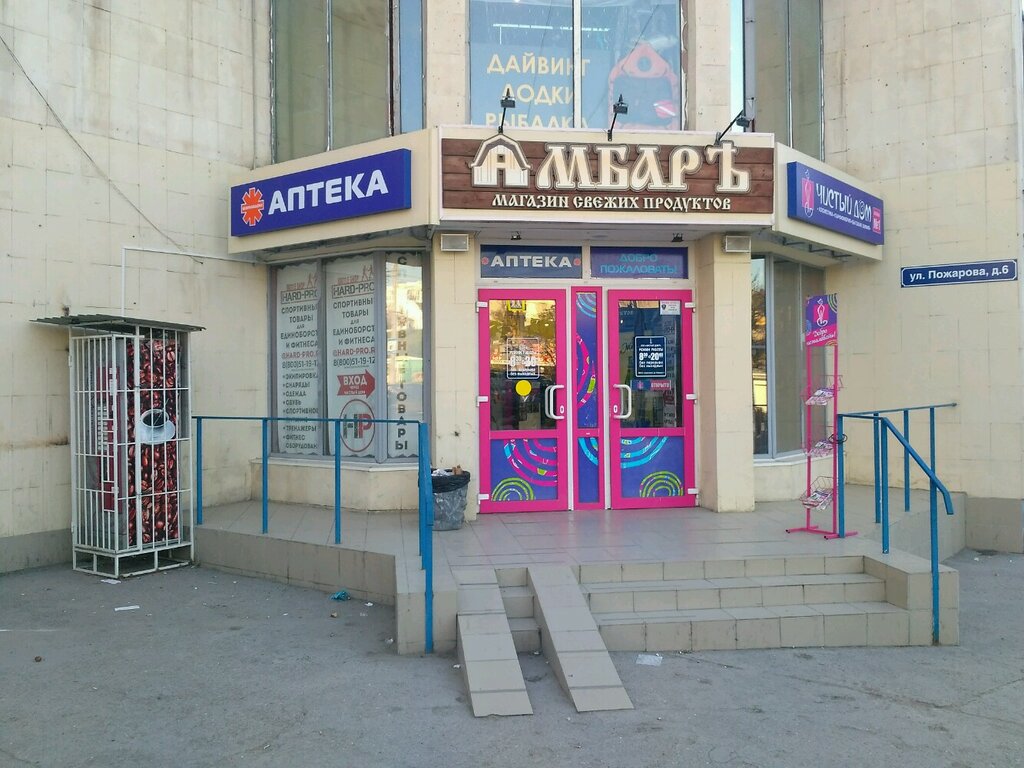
272,253,426,461
271,1,424,162
469,0,683,131
751,256,824,457
742,0,823,158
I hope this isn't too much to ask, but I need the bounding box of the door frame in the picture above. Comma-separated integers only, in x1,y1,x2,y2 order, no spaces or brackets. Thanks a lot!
477,288,569,513
606,288,697,509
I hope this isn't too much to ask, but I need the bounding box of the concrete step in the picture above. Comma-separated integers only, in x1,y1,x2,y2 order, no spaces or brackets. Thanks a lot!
500,584,536,619
508,616,542,654
578,554,866,585
583,573,886,613
596,601,917,651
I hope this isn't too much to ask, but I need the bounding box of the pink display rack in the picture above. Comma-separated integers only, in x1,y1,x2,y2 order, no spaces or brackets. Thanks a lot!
787,299,856,540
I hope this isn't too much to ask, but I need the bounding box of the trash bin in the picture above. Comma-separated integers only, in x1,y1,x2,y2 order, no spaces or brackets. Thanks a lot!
430,469,471,531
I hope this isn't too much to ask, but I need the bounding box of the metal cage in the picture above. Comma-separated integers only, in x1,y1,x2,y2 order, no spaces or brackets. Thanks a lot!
68,324,195,576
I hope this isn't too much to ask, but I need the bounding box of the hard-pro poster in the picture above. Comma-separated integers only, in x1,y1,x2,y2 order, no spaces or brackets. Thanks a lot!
326,256,377,458
275,263,322,453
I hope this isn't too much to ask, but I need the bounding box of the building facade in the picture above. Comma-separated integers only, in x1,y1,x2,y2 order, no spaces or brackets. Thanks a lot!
2,0,1022,571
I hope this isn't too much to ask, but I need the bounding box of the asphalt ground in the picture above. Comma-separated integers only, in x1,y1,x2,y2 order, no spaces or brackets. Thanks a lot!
2,549,1021,768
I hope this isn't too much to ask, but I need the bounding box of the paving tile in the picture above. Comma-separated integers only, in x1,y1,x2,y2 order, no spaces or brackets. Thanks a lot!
557,651,624,688
549,629,607,653
646,620,691,652
691,619,737,651
541,606,599,632
458,613,511,635
744,557,786,577
459,631,518,662
465,659,528,693
780,615,825,647
570,686,633,712
663,560,704,579
736,617,781,649
469,690,533,717
598,622,645,651
579,563,623,583
453,566,498,585
719,586,763,608
588,591,634,613
867,611,910,646
621,562,664,581
634,590,677,612
457,585,505,614
823,613,868,647
704,559,745,578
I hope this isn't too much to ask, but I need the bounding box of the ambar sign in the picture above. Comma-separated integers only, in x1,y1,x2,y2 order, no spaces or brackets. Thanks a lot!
441,136,774,215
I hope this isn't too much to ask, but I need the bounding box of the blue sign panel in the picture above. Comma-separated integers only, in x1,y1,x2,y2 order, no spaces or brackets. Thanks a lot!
480,245,583,278
900,260,1018,288
230,149,412,236
787,161,884,244
634,336,667,378
590,247,688,279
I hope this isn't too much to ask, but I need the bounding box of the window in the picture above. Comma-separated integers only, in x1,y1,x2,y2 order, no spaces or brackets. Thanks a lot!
470,0,683,131
751,256,825,456
743,0,823,158
271,1,424,162
273,252,426,461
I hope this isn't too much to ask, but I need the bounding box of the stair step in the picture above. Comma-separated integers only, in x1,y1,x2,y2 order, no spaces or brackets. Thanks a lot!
584,573,885,612
578,555,865,584
596,601,913,652
508,617,542,654
500,584,536,619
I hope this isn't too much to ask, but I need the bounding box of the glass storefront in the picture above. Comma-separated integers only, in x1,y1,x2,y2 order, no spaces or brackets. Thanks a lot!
751,256,825,456
272,252,426,461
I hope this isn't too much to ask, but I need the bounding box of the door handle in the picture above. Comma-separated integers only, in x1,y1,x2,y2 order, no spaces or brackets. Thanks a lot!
613,383,632,420
544,384,566,420
548,384,565,420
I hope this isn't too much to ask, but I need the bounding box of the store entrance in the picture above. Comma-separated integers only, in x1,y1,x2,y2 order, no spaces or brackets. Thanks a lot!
477,287,695,512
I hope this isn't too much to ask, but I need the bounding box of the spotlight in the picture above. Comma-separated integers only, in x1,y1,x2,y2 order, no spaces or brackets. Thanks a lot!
607,94,628,141
498,88,516,135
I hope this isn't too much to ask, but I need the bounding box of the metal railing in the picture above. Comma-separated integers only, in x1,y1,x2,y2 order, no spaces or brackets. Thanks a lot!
194,415,434,653
836,403,956,644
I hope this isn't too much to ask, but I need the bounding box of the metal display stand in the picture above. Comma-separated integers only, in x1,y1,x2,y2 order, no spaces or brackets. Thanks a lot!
35,315,202,576
787,296,856,540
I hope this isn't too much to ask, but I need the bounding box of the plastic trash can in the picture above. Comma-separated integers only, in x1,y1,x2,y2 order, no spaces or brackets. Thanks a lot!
430,470,471,531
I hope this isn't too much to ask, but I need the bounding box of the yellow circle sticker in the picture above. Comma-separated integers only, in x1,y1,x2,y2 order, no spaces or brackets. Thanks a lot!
515,379,532,397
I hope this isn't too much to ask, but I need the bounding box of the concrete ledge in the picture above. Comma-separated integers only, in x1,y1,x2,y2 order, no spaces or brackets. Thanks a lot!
1,529,72,573
965,496,1024,554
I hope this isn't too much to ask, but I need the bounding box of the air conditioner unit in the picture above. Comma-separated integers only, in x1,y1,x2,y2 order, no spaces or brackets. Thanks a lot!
723,235,752,254
440,233,470,252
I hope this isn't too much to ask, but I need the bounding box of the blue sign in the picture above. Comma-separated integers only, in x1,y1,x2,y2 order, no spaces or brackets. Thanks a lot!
901,260,1018,288
590,247,688,279
634,336,667,378
481,246,582,279
787,161,884,245
231,149,412,236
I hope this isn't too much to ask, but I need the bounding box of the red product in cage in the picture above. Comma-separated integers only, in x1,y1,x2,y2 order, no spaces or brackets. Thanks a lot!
125,337,180,545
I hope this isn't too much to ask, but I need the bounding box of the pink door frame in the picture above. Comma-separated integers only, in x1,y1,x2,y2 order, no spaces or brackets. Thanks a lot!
477,289,569,513
606,289,697,509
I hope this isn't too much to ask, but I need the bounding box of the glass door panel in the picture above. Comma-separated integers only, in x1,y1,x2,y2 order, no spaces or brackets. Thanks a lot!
607,290,695,509
478,290,568,512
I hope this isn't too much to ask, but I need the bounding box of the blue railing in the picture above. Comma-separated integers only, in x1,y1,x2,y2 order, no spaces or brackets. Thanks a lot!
194,415,434,653
836,404,956,644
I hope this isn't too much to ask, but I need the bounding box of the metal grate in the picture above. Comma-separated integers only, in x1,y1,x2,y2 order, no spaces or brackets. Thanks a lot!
69,326,194,577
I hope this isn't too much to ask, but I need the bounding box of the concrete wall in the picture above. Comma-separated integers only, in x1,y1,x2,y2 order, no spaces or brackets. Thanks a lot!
0,0,273,570
822,1,1024,551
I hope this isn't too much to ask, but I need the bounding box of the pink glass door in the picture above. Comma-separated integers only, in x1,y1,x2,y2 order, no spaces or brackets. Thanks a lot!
478,289,568,512
607,289,696,509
